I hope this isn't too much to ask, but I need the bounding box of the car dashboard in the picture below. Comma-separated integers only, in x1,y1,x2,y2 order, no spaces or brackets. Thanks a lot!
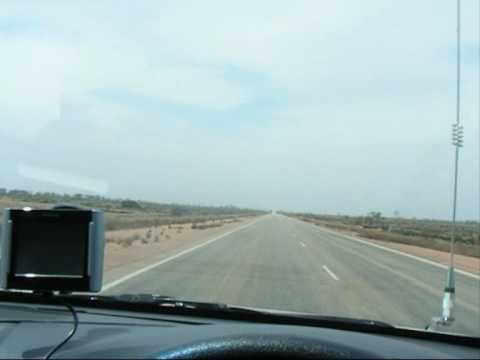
1,303,479,359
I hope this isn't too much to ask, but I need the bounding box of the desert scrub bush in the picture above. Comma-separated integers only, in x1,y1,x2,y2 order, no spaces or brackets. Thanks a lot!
131,233,141,241
119,235,137,248
191,222,223,230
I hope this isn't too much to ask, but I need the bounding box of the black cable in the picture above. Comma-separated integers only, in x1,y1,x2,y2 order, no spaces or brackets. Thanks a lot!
43,300,79,360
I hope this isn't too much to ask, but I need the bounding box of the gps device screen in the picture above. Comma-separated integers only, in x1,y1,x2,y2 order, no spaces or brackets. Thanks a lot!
12,212,89,278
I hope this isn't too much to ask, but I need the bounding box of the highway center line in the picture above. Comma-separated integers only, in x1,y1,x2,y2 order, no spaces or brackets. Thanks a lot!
322,265,339,281
300,241,306,248
102,216,266,292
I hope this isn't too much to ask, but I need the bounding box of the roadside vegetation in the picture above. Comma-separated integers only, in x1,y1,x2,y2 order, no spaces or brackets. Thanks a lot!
0,188,265,235
105,218,243,249
281,211,479,258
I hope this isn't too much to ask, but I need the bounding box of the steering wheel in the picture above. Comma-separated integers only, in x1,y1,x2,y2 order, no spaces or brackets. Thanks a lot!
155,334,378,359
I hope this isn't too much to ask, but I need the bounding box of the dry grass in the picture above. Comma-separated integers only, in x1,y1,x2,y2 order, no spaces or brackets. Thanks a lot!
292,215,479,258
0,196,245,248
0,196,250,235
191,221,224,230
106,230,150,248
103,212,246,232
103,216,245,249
223,219,241,225
0,204,243,233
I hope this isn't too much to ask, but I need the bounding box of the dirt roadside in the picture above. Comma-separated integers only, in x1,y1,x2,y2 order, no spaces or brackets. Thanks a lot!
323,227,479,275
102,216,260,286
366,238,479,274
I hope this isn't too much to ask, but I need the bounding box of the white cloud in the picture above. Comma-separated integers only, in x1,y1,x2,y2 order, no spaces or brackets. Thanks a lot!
0,36,67,140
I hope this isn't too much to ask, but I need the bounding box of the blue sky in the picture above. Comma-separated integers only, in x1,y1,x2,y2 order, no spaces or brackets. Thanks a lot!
0,0,478,220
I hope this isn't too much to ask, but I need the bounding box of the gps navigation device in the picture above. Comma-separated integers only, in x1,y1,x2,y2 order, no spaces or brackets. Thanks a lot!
0,208,104,292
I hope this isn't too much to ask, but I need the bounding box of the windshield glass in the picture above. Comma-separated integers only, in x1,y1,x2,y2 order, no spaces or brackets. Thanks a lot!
1,0,479,337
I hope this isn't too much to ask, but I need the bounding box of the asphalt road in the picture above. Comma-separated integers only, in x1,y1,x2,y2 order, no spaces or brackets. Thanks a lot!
104,214,480,337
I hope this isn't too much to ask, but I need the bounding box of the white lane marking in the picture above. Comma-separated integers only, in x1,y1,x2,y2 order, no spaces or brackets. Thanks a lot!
322,265,339,281
294,218,480,281
329,238,479,313
300,242,306,248
102,216,266,292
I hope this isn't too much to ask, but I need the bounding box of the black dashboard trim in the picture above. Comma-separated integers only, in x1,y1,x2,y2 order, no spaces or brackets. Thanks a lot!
1,291,478,348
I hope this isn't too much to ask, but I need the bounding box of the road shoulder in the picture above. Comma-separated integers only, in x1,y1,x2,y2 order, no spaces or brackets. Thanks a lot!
102,216,263,291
